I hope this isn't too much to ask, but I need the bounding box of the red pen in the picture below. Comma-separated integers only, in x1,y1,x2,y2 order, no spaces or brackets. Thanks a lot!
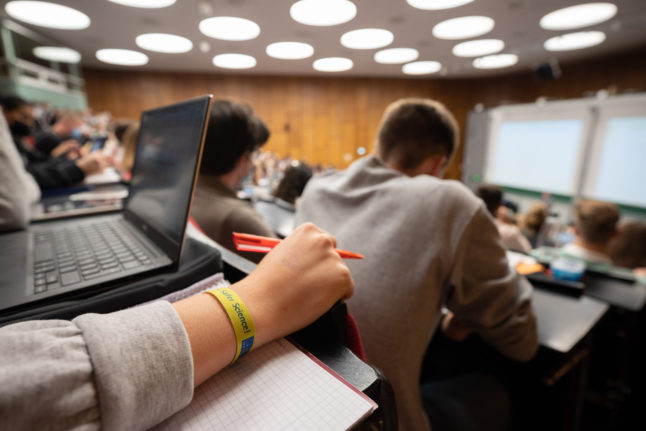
232,232,363,259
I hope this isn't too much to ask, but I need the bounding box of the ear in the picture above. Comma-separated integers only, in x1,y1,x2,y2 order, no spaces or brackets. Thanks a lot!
427,155,448,177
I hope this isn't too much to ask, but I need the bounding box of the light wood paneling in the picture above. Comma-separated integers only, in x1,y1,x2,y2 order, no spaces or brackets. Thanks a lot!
83,47,646,180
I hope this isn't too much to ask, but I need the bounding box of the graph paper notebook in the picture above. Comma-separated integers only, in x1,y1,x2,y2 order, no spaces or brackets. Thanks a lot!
154,338,378,430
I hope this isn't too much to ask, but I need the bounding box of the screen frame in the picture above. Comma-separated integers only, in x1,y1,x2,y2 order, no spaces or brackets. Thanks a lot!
123,94,213,267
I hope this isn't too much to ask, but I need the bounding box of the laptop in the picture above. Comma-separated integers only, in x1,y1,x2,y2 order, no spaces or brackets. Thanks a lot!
0,95,213,313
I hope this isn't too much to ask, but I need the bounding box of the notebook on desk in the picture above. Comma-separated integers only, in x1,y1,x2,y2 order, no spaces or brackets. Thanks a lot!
154,337,378,431
0,95,213,314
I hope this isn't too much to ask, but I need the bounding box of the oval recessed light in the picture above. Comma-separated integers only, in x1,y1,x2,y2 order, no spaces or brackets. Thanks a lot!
199,16,260,41
313,57,353,72
136,33,193,53
266,42,314,60
407,0,474,10
544,31,606,51
452,39,504,57
432,16,494,40
374,48,419,64
341,28,394,50
107,0,176,8
402,61,442,75
5,1,90,30
96,49,148,66
290,0,357,26
540,2,617,31
212,53,257,69
473,53,518,69
33,46,81,63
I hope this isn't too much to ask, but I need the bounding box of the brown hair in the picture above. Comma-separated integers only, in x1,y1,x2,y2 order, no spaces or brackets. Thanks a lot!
119,123,139,173
608,221,646,269
476,184,503,216
574,199,619,246
376,98,458,171
519,202,548,237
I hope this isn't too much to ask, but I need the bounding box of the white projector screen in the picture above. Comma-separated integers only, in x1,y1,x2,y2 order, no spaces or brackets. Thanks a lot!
487,119,584,195
590,116,646,207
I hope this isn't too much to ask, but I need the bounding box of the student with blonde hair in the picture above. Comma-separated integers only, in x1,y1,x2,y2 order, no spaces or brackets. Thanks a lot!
562,199,620,264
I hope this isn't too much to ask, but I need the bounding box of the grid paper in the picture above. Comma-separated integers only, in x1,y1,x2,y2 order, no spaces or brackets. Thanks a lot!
153,338,377,430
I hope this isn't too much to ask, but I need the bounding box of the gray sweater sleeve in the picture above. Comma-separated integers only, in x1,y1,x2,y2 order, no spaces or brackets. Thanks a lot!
0,301,194,431
449,204,539,362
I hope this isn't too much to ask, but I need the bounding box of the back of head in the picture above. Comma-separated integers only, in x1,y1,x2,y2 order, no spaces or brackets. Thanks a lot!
273,162,313,205
608,221,646,269
521,202,548,233
376,98,458,171
0,94,28,113
199,99,269,176
574,199,619,246
476,184,503,216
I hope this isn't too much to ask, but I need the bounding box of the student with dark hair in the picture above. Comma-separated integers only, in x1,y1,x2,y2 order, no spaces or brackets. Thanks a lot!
296,98,538,431
608,221,646,275
273,162,313,206
190,100,275,262
0,94,113,190
476,184,532,253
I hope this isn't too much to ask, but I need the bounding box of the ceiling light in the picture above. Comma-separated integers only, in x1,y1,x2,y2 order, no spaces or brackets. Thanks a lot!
341,28,394,50
544,31,606,51
212,53,257,69
452,39,504,57
96,49,148,66
5,1,90,30
136,33,193,53
432,16,494,40
540,2,617,31
473,53,518,69
406,0,474,10
374,48,419,64
290,0,357,26
266,42,314,60
313,57,353,72
33,46,81,63
199,17,260,41
402,61,442,75
107,0,176,7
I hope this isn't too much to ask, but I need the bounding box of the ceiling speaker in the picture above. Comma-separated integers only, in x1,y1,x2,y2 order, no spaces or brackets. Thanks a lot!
533,60,561,81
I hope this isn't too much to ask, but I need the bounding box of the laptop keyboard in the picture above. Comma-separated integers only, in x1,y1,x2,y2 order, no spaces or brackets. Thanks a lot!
32,220,154,294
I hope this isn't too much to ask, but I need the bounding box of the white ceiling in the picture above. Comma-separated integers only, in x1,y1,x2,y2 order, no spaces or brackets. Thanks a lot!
1,0,645,78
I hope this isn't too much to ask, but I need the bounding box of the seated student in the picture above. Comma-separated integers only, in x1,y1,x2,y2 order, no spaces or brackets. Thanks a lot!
476,184,532,254
34,111,84,157
0,95,113,190
561,199,619,265
608,221,646,280
254,162,313,238
0,111,40,231
296,98,538,431
0,223,354,429
518,201,548,248
190,100,275,262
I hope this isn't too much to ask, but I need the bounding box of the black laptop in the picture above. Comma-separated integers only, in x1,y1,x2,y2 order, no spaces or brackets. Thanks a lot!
0,95,213,313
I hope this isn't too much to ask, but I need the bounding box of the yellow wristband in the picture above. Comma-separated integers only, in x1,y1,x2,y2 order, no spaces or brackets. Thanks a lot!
205,287,256,364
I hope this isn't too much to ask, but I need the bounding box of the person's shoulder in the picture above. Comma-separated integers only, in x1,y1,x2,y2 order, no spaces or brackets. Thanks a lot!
410,176,481,209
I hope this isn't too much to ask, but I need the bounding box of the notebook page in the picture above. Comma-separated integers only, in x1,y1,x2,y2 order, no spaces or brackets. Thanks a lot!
153,338,377,430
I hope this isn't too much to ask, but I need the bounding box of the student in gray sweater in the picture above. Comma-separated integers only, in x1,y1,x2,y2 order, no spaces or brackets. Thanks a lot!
0,223,354,430
296,98,539,431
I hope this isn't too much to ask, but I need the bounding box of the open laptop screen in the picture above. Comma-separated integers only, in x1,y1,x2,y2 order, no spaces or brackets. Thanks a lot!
126,96,211,247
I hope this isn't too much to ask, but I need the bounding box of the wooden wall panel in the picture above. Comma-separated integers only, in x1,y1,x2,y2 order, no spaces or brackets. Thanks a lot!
83,47,646,180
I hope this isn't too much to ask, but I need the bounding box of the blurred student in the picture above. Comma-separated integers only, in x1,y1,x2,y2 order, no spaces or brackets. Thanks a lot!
34,111,84,157
608,221,646,279
273,162,313,208
562,199,619,265
0,95,113,189
190,100,275,262
518,202,548,248
0,223,354,430
0,111,40,231
296,98,538,431
476,184,532,254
